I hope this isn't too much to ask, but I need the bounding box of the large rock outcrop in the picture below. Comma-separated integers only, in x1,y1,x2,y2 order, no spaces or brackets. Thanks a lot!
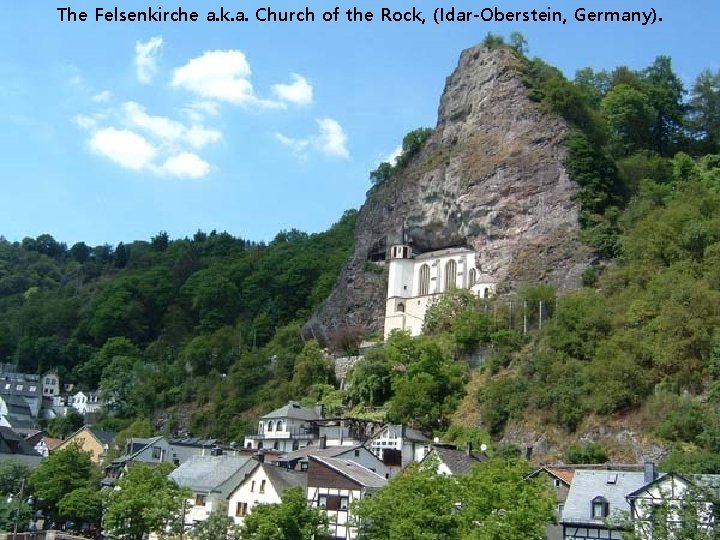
305,44,593,340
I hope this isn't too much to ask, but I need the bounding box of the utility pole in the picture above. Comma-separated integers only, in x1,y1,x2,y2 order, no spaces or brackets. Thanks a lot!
523,301,528,335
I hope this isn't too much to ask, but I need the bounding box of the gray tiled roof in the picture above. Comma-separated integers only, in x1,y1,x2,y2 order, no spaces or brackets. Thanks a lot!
431,446,486,475
262,401,319,421
89,428,116,446
263,463,307,491
377,424,429,442
311,456,387,489
275,444,360,463
562,470,647,525
169,455,253,492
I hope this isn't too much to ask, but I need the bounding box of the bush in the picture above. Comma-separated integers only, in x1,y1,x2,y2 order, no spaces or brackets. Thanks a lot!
564,443,608,464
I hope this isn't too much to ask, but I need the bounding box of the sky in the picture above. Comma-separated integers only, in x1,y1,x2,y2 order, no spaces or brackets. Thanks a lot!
1,0,718,247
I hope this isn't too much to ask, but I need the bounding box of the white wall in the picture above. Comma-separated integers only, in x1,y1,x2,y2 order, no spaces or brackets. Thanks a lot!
227,465,282,526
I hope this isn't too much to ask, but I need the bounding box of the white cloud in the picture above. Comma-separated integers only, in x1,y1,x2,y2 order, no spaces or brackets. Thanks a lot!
272,74,313,105
135,36,163,84
92,90,112,103
183,101,220,123
383,145,403,165
122,101,185,141
158,152,211,178
185,126,222,148
74,114,98,130
276,117,349,158
171,50,283,108
316,117,349,157
89,128,158,170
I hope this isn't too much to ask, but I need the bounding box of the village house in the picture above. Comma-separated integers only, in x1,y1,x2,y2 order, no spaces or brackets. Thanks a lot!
421,443,487,476
627,471,720,539
55,425,116,464
70,390,102,416
307,455,387,540
24,430,62,457
227,460,307,526
0,426,42,467
368,424,430,468
243,401,323,452
561,466,651,540
275,440,394,478
169,455,255,527
527,466,576,540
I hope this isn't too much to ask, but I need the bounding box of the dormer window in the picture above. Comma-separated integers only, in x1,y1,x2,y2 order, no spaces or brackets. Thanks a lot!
592,496,609,519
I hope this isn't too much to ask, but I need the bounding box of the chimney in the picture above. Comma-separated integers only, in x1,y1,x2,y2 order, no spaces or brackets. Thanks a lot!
466,441,472,456
257,449,265,463
320,435,327,450
644,462,656,483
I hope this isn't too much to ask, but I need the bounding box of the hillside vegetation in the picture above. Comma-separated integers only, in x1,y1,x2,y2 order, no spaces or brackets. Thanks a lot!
3,38,720,467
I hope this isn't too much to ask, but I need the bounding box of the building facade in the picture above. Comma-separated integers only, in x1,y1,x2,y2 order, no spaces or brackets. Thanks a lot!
383,245,496,338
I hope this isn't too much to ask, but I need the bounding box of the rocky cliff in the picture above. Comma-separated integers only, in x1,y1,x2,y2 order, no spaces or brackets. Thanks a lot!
306,44,594,340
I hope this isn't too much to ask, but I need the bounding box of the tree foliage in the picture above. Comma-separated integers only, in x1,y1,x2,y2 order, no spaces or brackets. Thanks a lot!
239,486,327,540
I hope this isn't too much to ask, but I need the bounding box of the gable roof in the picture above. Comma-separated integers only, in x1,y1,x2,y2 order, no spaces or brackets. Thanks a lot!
429,446,487,475
262,401,320,421
263,463,307,492
626,472,720,500
528,466,575,486
0,426,41,456
88,428,116,446
561,470,647,526
169,455,254,492
373,424,429,443
111,436,165,465
310,456,387,489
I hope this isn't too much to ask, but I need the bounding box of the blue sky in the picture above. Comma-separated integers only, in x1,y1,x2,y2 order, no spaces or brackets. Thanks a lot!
1,0,718,246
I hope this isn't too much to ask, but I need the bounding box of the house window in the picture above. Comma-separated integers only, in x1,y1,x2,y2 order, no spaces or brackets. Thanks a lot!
300,462,308,472
3,384,9,390
557,504,564,517
324,495,342,511
195,494,206,506
259,480,266,494
396,302,405,312
267,421,274,432
418,264,430,296
28,385,36,392
15,384,22,391
152,446,162,459
592,497,609,519
554,478,563,488
236,502,248,517
444,260,457,291
276,420,283,432
354,449,360,457
340,497,349,510
468,268,476,287
251,480,256,493
318,495,327,508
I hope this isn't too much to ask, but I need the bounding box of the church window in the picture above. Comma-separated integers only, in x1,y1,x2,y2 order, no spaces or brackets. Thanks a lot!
444,260,457,291
468,268,476,287
418,264,430,296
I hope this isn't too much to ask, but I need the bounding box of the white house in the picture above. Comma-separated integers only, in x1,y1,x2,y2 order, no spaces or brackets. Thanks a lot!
383,244,496,338
71,391,102,415
627,472,720,539
307,456,387,540
169,455,255,526
227,461,306,526
243,401,322,452
368,424,430,468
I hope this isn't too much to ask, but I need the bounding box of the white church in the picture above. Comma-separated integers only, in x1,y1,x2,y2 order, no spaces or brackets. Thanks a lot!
383,243,496,339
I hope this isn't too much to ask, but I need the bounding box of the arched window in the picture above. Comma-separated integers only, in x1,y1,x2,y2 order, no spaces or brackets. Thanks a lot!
468,268,476,287
444,260,457,291
246,442,252,449
396,303,405,312
267,421,274,432
418,264,430,296
484,287,491,299
276,420,283,432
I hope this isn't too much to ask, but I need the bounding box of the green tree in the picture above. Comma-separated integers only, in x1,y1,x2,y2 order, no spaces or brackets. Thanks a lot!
690,69,720,152
57,487,103,527
356,458,554,540
194,506,239,540
240,486,327,540
0,461,29,496
290,340,335,397
29,444,96,515
103,463,188,540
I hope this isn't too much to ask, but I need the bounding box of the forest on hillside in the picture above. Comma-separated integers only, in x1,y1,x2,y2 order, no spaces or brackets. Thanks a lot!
2,37,720,467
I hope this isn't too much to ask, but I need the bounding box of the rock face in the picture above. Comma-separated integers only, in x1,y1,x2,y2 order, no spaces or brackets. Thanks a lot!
305,44,593,339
